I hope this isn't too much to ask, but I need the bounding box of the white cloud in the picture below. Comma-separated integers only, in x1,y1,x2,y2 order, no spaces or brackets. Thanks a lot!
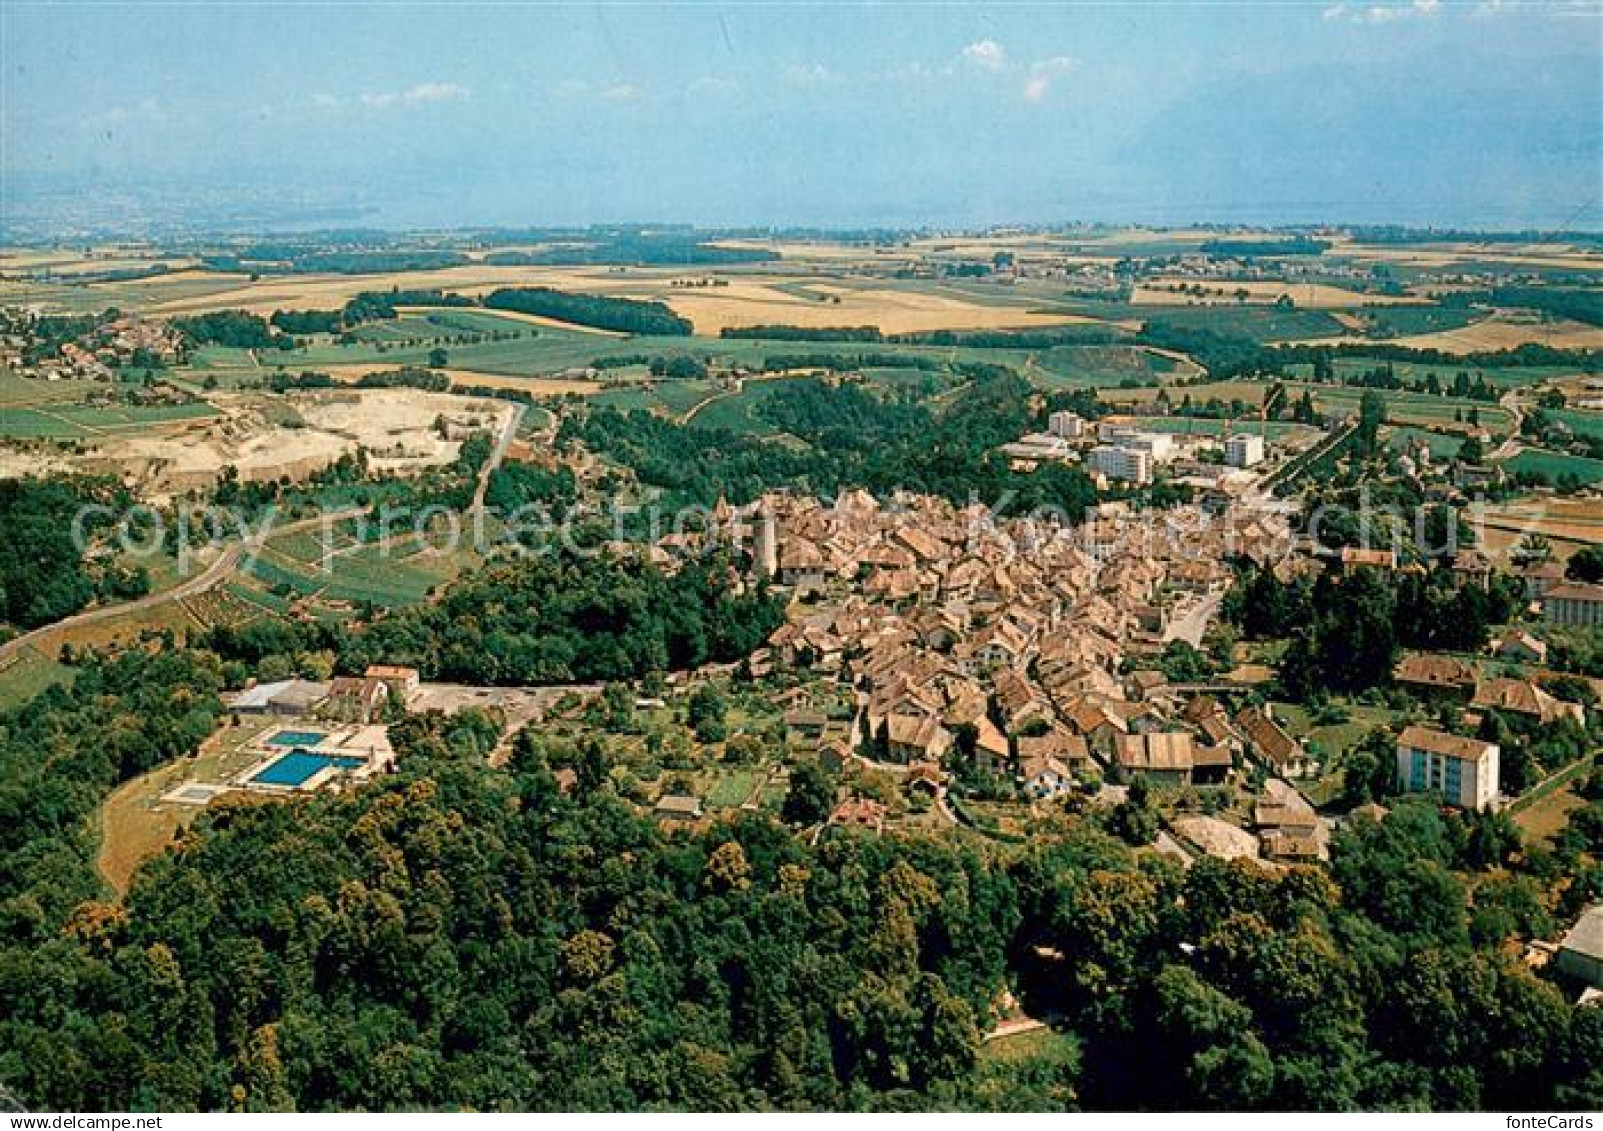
79,98,163,130
783,62,839,86
360,81,469,108
688,76,740,97
961,39,1007,71
1323,0,1443,22
1022,56,1077,103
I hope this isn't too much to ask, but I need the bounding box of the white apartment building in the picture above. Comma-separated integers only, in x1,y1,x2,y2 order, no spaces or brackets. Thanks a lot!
1395,725,1500,810
1048,410,1086,439
1225,433,1266,468
1088,444,1154,485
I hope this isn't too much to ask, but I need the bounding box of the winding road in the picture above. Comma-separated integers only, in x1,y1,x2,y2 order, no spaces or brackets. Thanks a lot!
0,507,367,667
2,401,526,668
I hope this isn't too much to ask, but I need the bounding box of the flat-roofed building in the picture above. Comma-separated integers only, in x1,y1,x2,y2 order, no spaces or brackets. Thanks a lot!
1048,410,1087,439
1225,433,1266,468
1542,582,1603,628
1395,725,1500,810
1088,444,1154,485
1557,905,1603,990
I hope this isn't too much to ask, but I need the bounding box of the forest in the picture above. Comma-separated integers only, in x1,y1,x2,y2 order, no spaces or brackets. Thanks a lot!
482,288,692,336
0,477,149,631
202,548,783,687
563,370,1104,521
0,672,1597,1111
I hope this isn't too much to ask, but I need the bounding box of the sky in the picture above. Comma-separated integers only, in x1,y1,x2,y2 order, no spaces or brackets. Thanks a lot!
3,0,1601,231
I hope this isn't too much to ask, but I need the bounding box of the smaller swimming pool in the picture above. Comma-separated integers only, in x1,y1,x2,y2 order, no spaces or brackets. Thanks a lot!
252,750,366,788
265,729,328,748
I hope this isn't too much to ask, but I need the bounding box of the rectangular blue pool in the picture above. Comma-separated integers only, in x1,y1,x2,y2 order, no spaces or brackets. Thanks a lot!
265,729,328,748
252,750,366,788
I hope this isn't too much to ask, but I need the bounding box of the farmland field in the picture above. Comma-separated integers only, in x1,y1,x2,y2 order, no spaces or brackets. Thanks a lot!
1502,448,1603,485
1548,407,1603,441
1027,345,1185,389
1284,357,1579,391
0,646,75,710
1383,425,1469,461
687,377,809,434
0,407,86,438
591,378,722,417
1138,416,1317,440
1288,383,1513,435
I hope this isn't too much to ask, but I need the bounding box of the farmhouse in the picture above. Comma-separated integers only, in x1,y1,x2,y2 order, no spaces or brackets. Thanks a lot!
654,794,704,823
1471,677,1585,727
1236,706,1315,778
883,713,954,763
1493,631,1548,665
1114,731,1196,786
365,664,422,701
1392,653,1477,698
326,676,390,724
830,797,887,833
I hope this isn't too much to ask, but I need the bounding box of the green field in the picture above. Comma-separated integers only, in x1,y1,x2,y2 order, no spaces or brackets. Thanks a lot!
705,771,761,809
1503,448,1603,485
0,646,75,710
0,400,216,440
591,378,721,417
1139,416,1316,440
688,378,810,434
1287,357,1580,391
1290,382,1513,435
0,407,85,437
1028,345,1182,389
1549,407,1603,442
1384,425,1469,461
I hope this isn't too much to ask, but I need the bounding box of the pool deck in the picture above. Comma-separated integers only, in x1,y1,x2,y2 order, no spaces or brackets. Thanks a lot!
232,722,396,793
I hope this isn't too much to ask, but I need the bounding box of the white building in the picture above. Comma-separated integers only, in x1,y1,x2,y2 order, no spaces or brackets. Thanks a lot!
1557,905,1603,990
1048,410,1086,439
1088,445,1154,485
1395,725,1500,810
1225,433,1266,468
1100,428,1177,464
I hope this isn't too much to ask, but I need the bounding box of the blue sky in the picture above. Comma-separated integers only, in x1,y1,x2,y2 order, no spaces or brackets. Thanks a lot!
4,1,1600,229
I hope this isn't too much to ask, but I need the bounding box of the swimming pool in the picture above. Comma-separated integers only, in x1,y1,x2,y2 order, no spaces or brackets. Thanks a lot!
251,750,366,788
265,729,328,748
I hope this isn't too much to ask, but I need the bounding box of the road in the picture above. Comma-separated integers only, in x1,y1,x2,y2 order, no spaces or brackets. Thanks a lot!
1490,389,1526,462
471,401,527,516
0,507,364,667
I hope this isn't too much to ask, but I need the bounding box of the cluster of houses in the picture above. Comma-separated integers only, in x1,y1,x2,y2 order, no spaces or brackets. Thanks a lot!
0,309,184,382
679,488,1381,857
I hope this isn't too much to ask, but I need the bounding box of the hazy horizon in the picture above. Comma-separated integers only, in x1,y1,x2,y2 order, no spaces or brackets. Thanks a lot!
4,1,1601,235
